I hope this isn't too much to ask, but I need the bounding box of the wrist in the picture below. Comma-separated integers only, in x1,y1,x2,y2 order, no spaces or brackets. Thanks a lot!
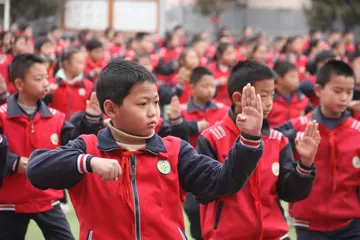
85,112,102,123
240,133,261,148
299,158,314,168
13,157,20,172
77,154,94,174
169,116,183,126
296,161,314,175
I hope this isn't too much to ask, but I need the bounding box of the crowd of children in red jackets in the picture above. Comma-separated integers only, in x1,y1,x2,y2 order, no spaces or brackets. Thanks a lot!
0,22,358,240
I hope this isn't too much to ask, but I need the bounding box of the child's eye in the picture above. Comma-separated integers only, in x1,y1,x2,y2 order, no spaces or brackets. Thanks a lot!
138,102,147,106
154,100,159,105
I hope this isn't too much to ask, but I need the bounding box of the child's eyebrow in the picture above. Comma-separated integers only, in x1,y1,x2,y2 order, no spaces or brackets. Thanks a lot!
34,73,47,77
260,89,274,93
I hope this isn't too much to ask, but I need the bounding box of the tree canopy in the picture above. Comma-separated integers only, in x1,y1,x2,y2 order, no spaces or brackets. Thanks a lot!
10,0,60,22
193,0,247,15
304,0,360,31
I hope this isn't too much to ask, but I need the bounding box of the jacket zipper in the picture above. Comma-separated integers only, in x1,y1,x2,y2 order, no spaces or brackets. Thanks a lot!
69,87,72,118
130,155,141,240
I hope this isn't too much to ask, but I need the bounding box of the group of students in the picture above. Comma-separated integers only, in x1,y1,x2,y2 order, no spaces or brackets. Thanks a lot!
0,23,358,240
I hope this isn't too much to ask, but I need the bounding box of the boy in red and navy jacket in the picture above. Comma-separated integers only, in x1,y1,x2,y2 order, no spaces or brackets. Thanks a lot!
27,60,264,240
267,60,312,128
179,67,229,148
198,60,319,240
277,60,360,239
0,54,101,240
84,39,107,83
178,67,228,240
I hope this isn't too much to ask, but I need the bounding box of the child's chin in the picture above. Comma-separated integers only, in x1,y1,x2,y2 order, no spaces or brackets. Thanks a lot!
140,128,155,137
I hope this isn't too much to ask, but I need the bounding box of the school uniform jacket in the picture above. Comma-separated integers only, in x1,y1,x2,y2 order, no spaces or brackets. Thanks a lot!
276,107,360,232
48,77,94,120
27,126,264,240
208,62,231,106
0,135,7,188
198,109,315,240
84,56,108,83
0,94,80,213
0,54,16,94
156,47,182,85
267,90,311,128
181,99,229,148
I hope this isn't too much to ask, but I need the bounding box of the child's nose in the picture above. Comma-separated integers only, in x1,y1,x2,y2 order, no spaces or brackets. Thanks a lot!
148,105,157,117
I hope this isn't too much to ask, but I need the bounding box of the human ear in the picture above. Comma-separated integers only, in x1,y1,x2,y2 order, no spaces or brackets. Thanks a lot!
232,91,242,107
103,100,117,119
314,84,321,98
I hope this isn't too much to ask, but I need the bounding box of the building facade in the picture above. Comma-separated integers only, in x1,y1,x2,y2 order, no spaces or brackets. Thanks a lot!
165,0,310,39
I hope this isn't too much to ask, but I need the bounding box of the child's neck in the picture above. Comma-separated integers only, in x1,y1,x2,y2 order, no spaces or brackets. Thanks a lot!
218,62,229,72
90,56,100,63
192,96,208,106
17,93,38,107
277,86,293,97
64,70,77,82
108,121,154,151
320,105,342,119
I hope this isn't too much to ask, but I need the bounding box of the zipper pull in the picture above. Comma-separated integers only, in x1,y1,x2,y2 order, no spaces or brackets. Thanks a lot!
30,123,34,133
130,155,136,181
131,164,136,181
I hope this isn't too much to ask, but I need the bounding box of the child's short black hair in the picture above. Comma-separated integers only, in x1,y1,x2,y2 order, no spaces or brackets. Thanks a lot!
190,67,213,85
173,25,183,32
331,41,342,50
61,47,82,63
135,32,151,42
315,50,335,66
85,39,103,52
49,25,60,32
273,60,297,77
133,52,150,62
192,34,205,45
213,42,231,61
316,59,355,87
348,51,360,63
228,60,275,101
96,60,157,112
9,54,44,83
35,37,53,52
19,24,31,32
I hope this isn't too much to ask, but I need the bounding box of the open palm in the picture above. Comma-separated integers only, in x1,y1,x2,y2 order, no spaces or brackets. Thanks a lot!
295,121,321,167
236,83,263,136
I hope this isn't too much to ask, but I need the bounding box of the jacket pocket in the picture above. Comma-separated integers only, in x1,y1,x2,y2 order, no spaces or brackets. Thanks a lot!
213,201,224,230
86,230,93,240
178,227,188,240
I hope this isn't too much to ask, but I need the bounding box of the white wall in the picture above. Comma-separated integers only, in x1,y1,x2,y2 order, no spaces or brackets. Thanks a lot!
247,0,310,9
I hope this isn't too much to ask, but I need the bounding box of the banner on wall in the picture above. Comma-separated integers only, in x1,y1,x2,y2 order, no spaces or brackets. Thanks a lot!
61,0,161,33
